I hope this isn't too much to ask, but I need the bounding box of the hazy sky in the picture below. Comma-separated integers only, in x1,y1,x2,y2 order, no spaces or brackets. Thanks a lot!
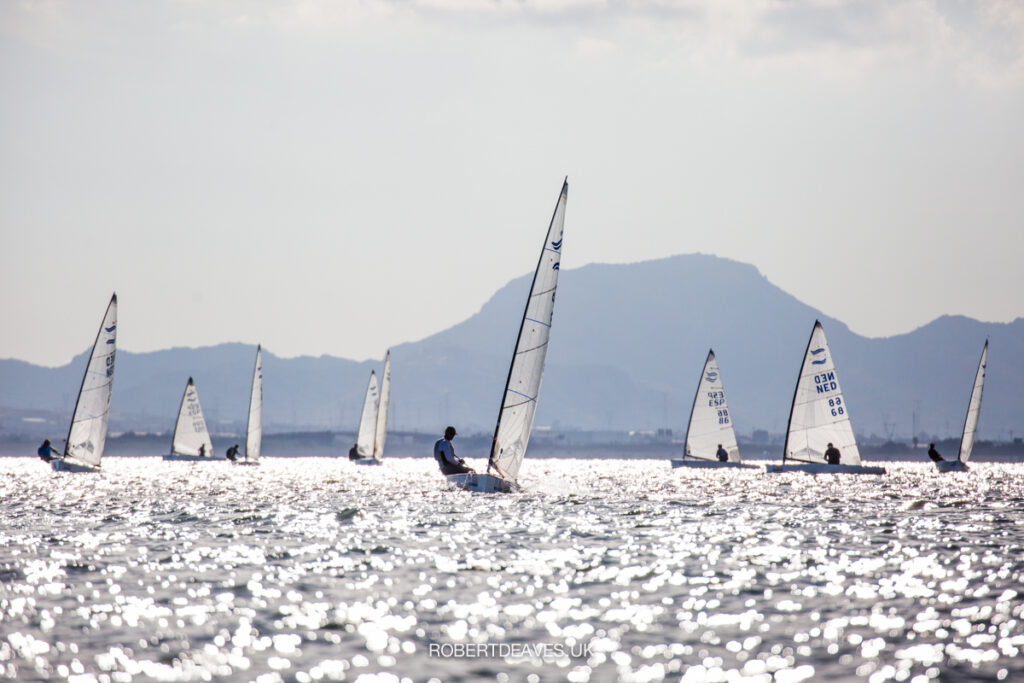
2,0,1023,367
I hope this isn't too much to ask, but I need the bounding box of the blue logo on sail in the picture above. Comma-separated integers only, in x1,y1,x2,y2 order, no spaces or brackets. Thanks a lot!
552,262,560,270
705,371,719,382
810,347,827,365
551,238,562,251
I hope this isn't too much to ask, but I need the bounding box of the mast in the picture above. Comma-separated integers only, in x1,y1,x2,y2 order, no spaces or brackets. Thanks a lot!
956,340,988,464
63,293,117,467
682,350,714,461
781,322,818,465
487,178,568,481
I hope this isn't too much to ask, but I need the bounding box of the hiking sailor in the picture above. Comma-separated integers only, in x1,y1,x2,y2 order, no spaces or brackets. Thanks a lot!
433,426,474,475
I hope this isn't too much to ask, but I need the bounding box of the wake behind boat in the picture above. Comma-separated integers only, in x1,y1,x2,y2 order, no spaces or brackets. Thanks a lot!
671,349,759,470
447,179,568,493
766,321,885,475
51,294,118,473
162,377,218,461
935,340,988,473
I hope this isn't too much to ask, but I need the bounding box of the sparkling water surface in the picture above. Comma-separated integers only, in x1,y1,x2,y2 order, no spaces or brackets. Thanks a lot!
1,458,1023,682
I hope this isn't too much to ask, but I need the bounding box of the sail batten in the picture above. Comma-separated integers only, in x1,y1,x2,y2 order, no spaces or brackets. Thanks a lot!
244,346,263,462
170,377,214,457
783,321,861,466
683,350,741,463
957,341,987,464
487,179,568,484
64,294,117,468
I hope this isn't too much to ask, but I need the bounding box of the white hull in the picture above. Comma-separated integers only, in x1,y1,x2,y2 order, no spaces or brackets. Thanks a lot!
446,473,516,493
766,463,886,475
162,454,221,461
353,458,382,466
670,459,760,470
232,460,260,466
935,460,969,473
51,459,99,473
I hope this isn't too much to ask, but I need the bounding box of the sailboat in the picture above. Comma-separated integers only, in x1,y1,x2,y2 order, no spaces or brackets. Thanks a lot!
936,340,988,473
671,349,758,469
447,178,568,493
235,345,262,466
766,320,885,475
52,293,118,472
351,351,391,466
162,377,216,460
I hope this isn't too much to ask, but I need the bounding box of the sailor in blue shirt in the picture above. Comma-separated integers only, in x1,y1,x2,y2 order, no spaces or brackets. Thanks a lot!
433,426,474,475
37,439,57,462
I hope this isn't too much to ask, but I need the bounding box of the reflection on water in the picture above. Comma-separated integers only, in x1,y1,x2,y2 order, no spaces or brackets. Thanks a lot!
1,458,1022,681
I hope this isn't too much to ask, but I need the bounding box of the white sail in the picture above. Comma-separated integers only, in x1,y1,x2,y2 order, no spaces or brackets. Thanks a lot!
355,371,379,458
684,350,740,462
957,341,988,464
170,377,214,457
244,345,263,462
64,293,118,468
373,352,391,461
783,321,861,466
488,179,568,483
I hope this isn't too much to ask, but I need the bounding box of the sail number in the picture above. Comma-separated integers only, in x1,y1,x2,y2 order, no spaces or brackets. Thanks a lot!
105,352,115,378
706,391,726,407
814,371,837,394
829,397,844,416
717,408,731,425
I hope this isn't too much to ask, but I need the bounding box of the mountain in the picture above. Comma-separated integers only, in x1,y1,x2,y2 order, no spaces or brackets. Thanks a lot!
1,254,1020,442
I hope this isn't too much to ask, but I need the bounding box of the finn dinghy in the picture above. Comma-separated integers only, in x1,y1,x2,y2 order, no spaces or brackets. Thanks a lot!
52,293,117,473
163,377,217,460
766,321,885,475
235,345,262,466
351,351,391,466
447,179,568,493
936,341,988,473
671,350,758,469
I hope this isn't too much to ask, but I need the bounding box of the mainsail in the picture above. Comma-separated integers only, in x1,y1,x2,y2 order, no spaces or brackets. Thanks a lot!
783,321,861,466
170,377,214,457
684,350,740,462
957,340,988,464
64,293,118,468
373,352,391,461
244,345,263,462
355,371,379,458
487,179,568,483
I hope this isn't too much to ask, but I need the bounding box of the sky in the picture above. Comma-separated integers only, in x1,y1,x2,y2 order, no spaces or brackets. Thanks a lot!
2,0,1023,367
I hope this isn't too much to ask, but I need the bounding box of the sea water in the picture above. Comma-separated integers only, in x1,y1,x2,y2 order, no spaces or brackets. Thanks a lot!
1,458,1022,682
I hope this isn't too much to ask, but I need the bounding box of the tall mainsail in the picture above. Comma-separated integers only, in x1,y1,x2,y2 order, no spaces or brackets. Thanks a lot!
64,293,118,468
373,352,391,461
487,179,568,482
684,350,740,462
245,345,263,462
957,340,988,464
171,377,214,456
355,371,379,458
783,321,861,466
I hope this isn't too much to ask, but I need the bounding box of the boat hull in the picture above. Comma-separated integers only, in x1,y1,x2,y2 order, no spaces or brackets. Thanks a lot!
935,460,969,473
446,473,516,493
670,459,760,470
51,459,99,473
232,460,260,466
162,454,221,461
353,458,382,466
766,463,886,475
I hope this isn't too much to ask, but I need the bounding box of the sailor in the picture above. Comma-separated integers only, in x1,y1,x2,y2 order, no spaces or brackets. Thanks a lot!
226,444,240,461
37,439,57,462
433,426,474,475
198,444,206,457
824,442,841,465
716,444,728,462
348,444,360,461
927,443,944,463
